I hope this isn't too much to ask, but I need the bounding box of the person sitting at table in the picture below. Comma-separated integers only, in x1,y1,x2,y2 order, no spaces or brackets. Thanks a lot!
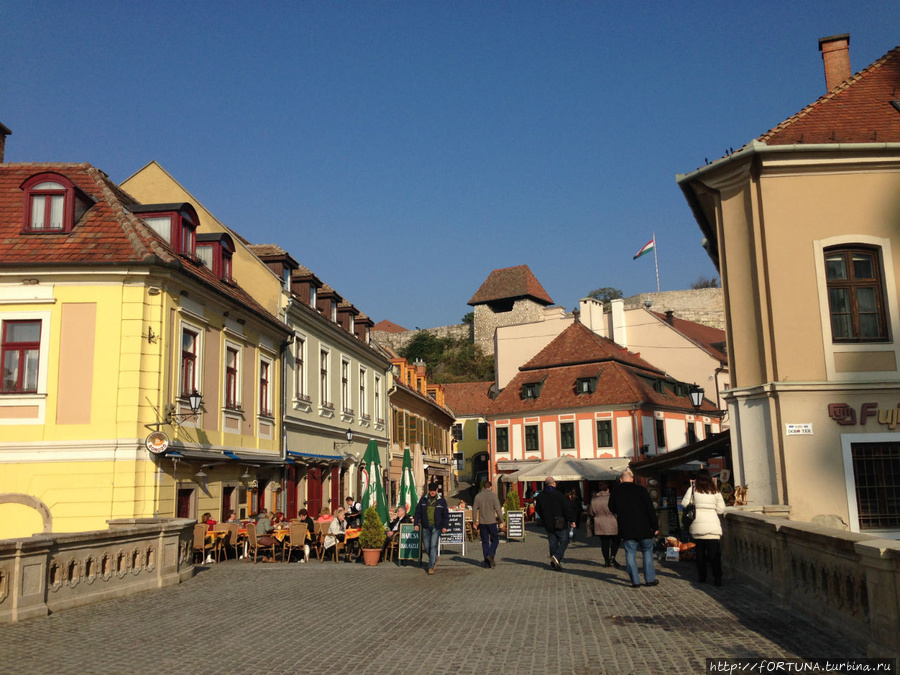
323,507,347,556
384,506,411,548
273,511,288,529
256,511,276,559
297,508,315,563
315,507,333,523
224,510,239,525
454,500,470,511
200,512,217,531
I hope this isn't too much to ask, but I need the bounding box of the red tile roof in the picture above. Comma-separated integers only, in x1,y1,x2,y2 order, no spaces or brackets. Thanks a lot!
650,312,727,364
489,322,717,416
0,163,288,335
373,319,408,333
522,321,664,374
758,45,900,145
468,265,553,306
442,381,494,417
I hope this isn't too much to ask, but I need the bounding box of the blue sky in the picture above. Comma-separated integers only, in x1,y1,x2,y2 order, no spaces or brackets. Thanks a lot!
4,3,900,329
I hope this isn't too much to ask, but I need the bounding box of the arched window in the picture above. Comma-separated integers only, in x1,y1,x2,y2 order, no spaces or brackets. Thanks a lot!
824,246,887,342
21,173,88,233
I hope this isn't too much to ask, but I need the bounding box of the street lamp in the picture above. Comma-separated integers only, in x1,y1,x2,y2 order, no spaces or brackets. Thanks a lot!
689,383,705,410
334,428,354,451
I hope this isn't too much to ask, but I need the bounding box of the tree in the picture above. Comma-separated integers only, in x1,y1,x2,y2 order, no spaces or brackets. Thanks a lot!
461,311,474,326
690,275,720,289
503,488,520,527
398,333,494,384
358,506,386,549
587,287,623,306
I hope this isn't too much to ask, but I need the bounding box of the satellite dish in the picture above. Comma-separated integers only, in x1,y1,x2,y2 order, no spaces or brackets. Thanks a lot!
145,431,170,455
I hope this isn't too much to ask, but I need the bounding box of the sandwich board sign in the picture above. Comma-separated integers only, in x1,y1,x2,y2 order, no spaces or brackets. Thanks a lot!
506,510,525,541
439,510,466,555
397,523,420,565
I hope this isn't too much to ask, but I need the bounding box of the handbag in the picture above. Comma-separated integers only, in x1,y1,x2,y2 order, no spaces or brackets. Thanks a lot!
682,487,696,529
553,515,566,530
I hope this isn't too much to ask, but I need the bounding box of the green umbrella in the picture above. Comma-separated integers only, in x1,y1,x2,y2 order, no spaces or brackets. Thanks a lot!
361,440,389,524
397,446,417,514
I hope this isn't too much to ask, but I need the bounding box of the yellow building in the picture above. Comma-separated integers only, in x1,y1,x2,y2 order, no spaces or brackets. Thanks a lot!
0,161,289,538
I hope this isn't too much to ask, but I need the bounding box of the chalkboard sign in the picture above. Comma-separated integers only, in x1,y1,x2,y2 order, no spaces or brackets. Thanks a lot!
506,510,525,541
397,523,420,564
440,510,465,551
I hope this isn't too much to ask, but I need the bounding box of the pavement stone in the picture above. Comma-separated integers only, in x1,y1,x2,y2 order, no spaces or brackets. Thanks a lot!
0,523,865,674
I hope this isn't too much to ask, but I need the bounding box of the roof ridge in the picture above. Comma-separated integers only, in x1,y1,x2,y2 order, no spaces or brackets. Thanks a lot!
757,44,900,143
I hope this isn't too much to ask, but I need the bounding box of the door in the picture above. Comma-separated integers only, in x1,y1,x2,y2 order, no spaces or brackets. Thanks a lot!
307,466,323,517
176,487,194,519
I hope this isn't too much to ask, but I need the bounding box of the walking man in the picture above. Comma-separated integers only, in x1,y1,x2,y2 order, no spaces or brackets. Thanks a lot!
414,483,448,575
473,480,503,568
535,476,577,570
608,469,659,588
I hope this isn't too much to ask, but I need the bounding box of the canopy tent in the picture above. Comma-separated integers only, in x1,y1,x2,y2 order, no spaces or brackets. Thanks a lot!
630,431,730,476
501,456,631,482
360,440,389,524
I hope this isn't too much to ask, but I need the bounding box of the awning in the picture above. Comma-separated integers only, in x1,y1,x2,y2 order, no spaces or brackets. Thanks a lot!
502,456,631,483
496,460,542,472
287,448,345,462
630,431,731,476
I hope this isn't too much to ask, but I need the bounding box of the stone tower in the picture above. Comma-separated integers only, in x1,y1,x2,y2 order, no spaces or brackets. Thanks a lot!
468,265,554,355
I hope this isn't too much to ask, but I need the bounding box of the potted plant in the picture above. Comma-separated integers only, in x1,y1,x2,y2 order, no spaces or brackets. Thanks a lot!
358,506,386,566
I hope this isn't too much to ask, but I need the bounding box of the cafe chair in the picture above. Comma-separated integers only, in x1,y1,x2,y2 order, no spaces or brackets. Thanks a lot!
245,523,278,563
283,522,309,563
383,533,399,562
464,513,476,542
314,521,330,561
220,523,241,560
193,524,217,564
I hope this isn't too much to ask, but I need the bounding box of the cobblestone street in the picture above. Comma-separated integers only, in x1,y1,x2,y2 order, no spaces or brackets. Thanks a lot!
0,524,864,675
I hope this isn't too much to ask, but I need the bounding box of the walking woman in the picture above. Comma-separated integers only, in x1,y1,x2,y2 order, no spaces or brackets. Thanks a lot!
588,482,620,567
682,471,726,585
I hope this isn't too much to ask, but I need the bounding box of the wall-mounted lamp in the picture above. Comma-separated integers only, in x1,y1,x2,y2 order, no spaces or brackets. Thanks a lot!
160,390,203,427
334,428,354,451
241,468,250,480
195,468,207,480
689,383,705,410
148,286,161,296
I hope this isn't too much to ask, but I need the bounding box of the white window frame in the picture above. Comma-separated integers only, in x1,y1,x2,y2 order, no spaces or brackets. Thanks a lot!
341,357,351,413
374,374,382,424
319,347,332,409
841,432,900,539
359,366,368,420
295,334,308,401
224,340,242,410
0,311,52,425
258,355,273,417
179,319,204,401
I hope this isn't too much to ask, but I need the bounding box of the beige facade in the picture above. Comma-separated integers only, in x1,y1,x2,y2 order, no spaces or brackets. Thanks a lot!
679,142,900,536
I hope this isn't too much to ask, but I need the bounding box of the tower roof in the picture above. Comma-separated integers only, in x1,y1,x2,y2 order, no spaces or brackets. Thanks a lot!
468,265,553,306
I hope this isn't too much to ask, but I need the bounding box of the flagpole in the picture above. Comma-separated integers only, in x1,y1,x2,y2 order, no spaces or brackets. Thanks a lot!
653,232,660,292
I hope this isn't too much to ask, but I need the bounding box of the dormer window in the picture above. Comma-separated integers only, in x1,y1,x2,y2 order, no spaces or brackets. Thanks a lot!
575,377,597,395
310,286,317,307
521,381,542,399
196,233,235,282
130,203,199,257
21,173,91,234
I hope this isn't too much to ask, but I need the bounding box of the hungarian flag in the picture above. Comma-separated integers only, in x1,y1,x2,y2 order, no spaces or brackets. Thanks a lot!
397,446,417,514
361,440,389,524
633,237,655,260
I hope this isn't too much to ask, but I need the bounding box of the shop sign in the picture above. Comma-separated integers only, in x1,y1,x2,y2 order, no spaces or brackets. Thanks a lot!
786,423,813,435
828,402,900,429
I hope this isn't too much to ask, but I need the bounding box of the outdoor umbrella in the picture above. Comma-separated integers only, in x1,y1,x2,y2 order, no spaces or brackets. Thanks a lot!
397,446,417,514
360,440,389,524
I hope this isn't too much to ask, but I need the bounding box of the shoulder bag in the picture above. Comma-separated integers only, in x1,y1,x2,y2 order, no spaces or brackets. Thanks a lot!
682,487,696,530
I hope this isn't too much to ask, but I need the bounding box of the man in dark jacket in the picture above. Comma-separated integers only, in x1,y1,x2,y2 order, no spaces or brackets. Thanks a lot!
608,470,659,587
535,476,577,570
414,483,449,575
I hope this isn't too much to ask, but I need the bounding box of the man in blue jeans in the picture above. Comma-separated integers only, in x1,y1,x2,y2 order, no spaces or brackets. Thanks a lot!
413,483,448,575
535,476,577,571
608,470,659,588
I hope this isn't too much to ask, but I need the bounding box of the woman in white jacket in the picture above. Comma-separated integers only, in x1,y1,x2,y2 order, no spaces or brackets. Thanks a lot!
682,471,726,585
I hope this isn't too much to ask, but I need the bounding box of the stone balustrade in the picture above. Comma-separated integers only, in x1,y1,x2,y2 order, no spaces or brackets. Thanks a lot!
0,518,195,624
722,509,900,658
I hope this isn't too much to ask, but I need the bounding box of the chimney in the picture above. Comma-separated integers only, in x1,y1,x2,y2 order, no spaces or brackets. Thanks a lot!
0,122,11,163
665,310,675,326
819,34,851,92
